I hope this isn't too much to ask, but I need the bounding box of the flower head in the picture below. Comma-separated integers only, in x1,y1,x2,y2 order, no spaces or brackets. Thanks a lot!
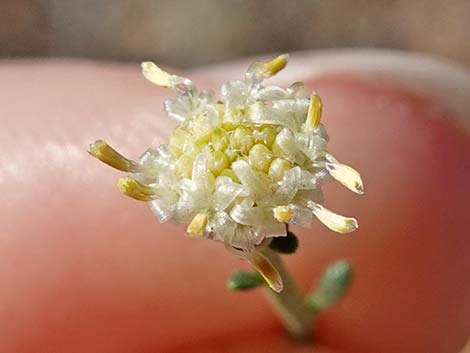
89,54,363,292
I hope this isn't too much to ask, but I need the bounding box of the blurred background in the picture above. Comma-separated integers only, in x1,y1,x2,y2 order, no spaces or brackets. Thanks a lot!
1,0,469,67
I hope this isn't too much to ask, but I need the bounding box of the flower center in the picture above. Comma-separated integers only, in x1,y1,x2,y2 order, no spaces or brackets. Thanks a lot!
169,120,294,185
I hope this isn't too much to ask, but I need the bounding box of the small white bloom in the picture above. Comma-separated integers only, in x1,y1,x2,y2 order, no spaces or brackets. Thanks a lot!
90,54,364,292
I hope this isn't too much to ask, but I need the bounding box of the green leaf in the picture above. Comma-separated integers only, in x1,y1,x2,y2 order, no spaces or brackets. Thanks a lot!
227,271,264,291
306,260,352,311
269,231,299,254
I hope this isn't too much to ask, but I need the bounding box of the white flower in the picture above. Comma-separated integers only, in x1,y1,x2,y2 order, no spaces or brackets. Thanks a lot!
89,54,364,292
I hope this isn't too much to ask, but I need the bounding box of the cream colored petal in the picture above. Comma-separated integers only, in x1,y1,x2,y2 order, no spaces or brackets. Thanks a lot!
307,201,358,234
247,250,284,293
141,62,173,87
325,154,364,195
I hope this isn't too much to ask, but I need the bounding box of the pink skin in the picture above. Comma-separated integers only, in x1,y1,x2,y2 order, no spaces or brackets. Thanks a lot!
0,52,468,353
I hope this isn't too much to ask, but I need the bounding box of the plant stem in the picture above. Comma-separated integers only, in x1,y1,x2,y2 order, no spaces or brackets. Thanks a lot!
262,248,315,340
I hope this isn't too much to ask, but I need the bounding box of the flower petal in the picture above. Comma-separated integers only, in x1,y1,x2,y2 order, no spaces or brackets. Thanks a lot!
307,201,358,234
149,198,174,222
231,160,271,200
273,128,304,164
230,204,275,226
274,166,301,204
141,62,192,88
214,176,250,211
325,154,364,195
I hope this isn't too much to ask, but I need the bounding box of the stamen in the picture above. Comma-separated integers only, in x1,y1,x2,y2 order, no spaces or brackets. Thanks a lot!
247,250,283,293
273,205,294,223
325,154,364,195
307,201,358,234
141,62,174,88
117,177,156,201
306,93,323,128
186,213,209,237
263,54,289,77
250,54,289,79
88,140,142,172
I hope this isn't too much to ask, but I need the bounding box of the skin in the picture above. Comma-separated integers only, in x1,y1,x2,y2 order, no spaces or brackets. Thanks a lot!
0,51,469,353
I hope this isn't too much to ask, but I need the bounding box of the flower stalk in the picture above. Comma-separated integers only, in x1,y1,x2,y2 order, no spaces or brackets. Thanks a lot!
228,245,353,340
262,248,314,340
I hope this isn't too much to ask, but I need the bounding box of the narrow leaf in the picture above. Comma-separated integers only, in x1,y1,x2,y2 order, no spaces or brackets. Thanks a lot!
227,271,264,291
306,260,352,311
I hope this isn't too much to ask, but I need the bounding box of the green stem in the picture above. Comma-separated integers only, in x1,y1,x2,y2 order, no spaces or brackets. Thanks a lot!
262,248,315,340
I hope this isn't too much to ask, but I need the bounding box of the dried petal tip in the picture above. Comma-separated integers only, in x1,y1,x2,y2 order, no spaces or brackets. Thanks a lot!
117,177,156,201
186,213,209,237
325,154,364,195
141,62,173,87
273,205,293,223
88,140,142,172
250,54,289,79
308,201,358,234
247,250,284,293
306,93,323,128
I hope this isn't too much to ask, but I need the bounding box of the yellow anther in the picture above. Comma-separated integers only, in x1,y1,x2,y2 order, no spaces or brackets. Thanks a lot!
265,54,289,76
306,93,323,128
253,54,289,79
88,140,142,172
186,213,209,236
273,205,294,223
117,177,156,201
141,62,173,87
